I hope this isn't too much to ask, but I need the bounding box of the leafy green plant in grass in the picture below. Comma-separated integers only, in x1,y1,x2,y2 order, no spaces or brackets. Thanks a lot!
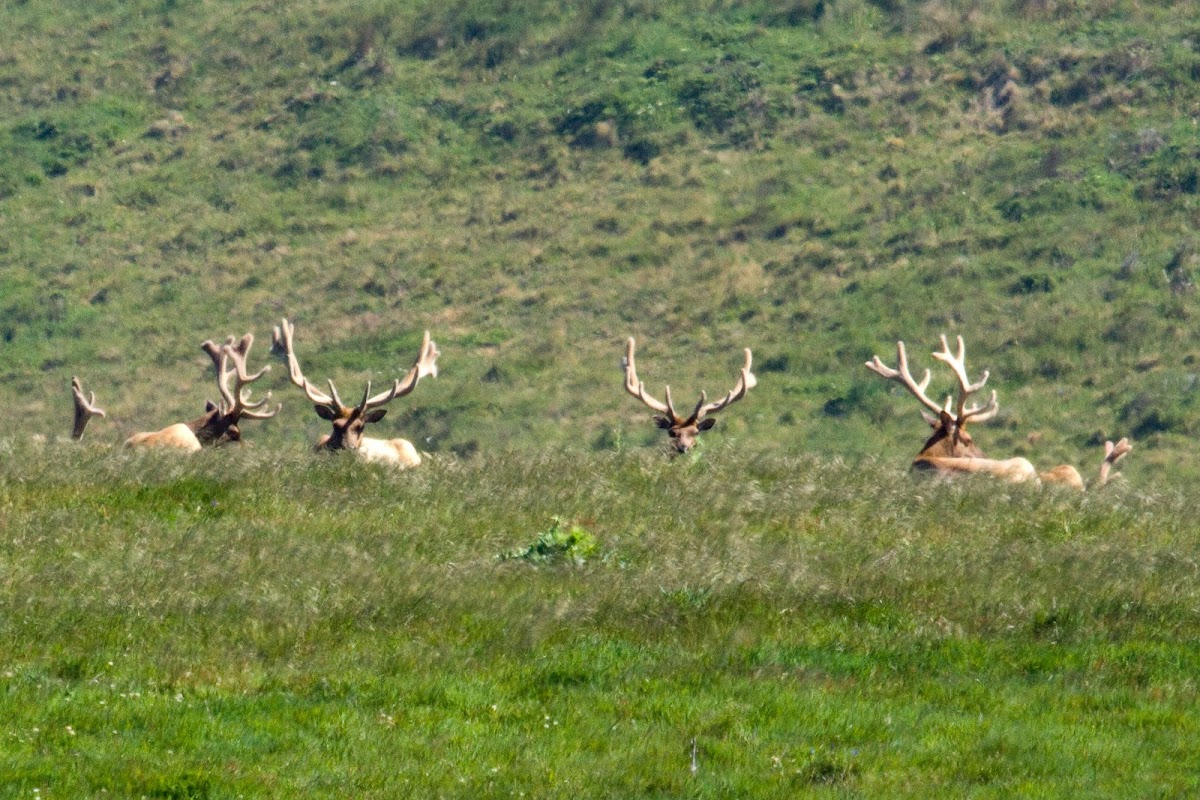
500,516,598,565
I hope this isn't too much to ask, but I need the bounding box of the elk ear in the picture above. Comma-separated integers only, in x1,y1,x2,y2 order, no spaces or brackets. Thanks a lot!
653,415,673,430
315,405,338,421
938,409,956,429
697,417,718,431
205,400,219,413
364,409,388,423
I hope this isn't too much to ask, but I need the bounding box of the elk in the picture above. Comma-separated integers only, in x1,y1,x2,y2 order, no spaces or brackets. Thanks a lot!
622,337,756,453
866,334,1131,489
125,333,279,451
70,376,107,441
271,318,440,467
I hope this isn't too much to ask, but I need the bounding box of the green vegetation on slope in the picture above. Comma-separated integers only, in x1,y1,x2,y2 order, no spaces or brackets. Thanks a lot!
3,6,1200,791
0,1,1197,476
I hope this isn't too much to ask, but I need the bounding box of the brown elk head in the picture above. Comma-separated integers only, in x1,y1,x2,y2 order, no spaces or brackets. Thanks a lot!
271,318,440,453
188,333,280,446
71,376,107,440
866,335,999,464
622,337,756,453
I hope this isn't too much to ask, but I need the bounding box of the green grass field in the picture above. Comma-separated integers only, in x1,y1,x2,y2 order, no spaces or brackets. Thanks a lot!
3,444,1198,797
4,0,1200,795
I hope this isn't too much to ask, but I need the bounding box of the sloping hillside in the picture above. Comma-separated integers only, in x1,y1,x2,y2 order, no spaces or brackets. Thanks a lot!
2,0,1198,476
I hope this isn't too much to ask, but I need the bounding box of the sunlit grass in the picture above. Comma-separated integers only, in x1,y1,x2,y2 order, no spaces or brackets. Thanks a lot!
1,442,1198,796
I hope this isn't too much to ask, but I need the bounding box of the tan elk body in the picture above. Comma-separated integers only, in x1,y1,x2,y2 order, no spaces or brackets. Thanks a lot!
271,318,439,468
122,333,279,451
866,335,1130,489
622,337,756,452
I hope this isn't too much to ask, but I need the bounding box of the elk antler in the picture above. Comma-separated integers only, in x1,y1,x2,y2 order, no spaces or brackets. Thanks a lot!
931,334,998,425
689,348,756,424
1099,437,1133,486
71,376,106,440
865,340,944,416
359,330,440,412
207,334,281,420
271,318,440,417
271,318,340,410
867,336,999,428
622,337,676,420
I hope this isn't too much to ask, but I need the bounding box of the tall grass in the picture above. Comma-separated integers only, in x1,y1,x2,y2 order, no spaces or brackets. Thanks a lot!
2,442,1197,795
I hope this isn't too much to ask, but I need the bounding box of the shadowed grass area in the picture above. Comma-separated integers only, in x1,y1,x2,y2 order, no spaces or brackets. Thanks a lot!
1,443,1197,796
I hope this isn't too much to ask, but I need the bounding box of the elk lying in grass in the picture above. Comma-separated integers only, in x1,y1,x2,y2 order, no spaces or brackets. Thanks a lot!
124,333,279,451
866,334,1131,489
271,318,440,467
622,337,756,453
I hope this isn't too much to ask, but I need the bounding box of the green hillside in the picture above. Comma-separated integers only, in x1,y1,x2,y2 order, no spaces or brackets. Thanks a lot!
3,0,1199,473
6,4,1200,795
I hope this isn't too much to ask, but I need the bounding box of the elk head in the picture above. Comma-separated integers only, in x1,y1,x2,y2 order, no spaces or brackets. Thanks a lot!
70,376,106,440
189,333,281,446
866,334,999,465
271,318,439,456
622,337,756,453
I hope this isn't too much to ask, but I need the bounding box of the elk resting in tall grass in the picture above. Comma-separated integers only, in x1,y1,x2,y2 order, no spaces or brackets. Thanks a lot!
622,337,756,453
866,334,1131,489
271,318,440,467
125,333,279,451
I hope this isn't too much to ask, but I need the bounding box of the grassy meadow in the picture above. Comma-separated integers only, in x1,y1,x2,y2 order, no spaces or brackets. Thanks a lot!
3,0,1200,795
3,443,1199,797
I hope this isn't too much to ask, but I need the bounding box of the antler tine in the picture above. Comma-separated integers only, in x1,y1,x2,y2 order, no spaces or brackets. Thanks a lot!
1099,437,1133,485
362,330,442,410
221,340,279,419
71,376,105,416
355,381,372,412
238,396,281,420
226,334,270,383
272,318,337,407
71,375,106,440
215,343,238,413
622,337,674,418
695,347,758,420
663,385,679,421
931,334,991,422
865,340,944,415
415,330,439,380
687,391,708,424
325,378,346,412
960,389,999,424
